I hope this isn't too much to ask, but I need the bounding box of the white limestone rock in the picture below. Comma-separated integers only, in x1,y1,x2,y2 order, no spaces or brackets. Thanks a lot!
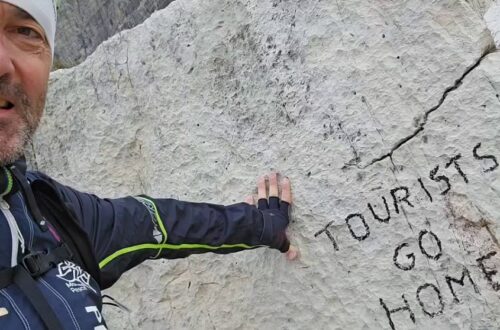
485,1,500,47
466,0,495,16
32,0,500,329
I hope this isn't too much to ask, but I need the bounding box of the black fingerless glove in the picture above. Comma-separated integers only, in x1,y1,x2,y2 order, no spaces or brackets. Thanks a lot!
258,196,290,252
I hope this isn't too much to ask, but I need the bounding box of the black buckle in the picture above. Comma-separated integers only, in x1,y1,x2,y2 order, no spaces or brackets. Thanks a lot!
21,244,73,278
21,252,47,277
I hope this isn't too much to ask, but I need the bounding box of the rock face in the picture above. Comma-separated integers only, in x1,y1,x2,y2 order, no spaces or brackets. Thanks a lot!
486,1,500,46
53,0,175,68
31,0,500,329
468,0,495,16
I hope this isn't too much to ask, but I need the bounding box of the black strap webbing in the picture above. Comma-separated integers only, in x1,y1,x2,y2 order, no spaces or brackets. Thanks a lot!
0,268,13,289
0,244,74,329
13,266,64,330
9,167,102,288
31,180,103,288
21,244,73,277
10,166,48,231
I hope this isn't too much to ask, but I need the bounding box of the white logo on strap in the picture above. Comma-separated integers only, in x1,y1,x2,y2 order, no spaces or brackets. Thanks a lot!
56,261,97,294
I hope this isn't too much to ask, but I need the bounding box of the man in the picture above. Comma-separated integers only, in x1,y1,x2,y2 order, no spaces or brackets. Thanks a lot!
0,1,296,329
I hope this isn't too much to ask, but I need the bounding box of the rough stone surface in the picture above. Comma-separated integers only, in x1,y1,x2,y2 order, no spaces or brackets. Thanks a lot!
467,0,495,16
30,0,500,329
54,0,175,68
486,1,500,46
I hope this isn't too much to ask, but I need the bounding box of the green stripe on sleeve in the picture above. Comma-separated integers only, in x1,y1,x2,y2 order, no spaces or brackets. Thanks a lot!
99,243,261,269
134,196,168,258
100,196,262,269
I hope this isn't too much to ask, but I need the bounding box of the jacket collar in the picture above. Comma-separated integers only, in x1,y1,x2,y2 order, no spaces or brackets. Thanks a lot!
0,157,25,198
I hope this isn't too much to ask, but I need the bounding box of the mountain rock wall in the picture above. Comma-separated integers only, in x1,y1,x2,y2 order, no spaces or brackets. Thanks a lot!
54,0,175,68
486,1,500,46
32,0,500,329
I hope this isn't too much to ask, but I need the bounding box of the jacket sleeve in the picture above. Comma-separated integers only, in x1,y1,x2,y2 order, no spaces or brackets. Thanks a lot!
51,182,289,288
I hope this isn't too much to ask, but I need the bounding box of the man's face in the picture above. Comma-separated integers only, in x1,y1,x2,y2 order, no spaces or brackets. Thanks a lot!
0,2,51,166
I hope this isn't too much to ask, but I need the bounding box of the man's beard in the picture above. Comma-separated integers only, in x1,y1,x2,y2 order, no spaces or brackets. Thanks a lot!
0,76,43,166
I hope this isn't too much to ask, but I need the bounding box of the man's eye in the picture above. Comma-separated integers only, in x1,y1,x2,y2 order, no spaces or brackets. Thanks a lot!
16,27,42,39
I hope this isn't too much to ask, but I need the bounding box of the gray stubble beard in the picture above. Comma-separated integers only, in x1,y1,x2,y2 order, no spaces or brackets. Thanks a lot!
0,79,43,167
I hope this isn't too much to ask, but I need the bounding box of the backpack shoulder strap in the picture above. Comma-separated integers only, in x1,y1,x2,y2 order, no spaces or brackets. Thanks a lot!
30,178,103,288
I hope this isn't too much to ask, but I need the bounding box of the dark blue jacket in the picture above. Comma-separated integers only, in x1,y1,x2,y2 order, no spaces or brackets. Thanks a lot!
0,160,289,329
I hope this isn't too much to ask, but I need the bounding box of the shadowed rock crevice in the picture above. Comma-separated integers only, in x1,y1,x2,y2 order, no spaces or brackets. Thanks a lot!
363,45,497,169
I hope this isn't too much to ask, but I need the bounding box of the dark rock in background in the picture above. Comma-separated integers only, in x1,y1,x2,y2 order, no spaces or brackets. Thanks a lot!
54,0,175,68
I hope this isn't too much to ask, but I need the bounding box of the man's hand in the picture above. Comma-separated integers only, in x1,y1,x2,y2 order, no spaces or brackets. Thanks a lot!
244,173,299,260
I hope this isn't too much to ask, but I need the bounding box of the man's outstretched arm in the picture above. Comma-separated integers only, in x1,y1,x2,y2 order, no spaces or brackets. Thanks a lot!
53,173,294,288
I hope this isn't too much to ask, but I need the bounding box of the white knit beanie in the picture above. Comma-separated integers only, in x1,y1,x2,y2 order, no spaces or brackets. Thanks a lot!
1,0,58,57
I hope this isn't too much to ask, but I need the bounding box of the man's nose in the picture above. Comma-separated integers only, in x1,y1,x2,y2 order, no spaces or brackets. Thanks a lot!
0,36,15,78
